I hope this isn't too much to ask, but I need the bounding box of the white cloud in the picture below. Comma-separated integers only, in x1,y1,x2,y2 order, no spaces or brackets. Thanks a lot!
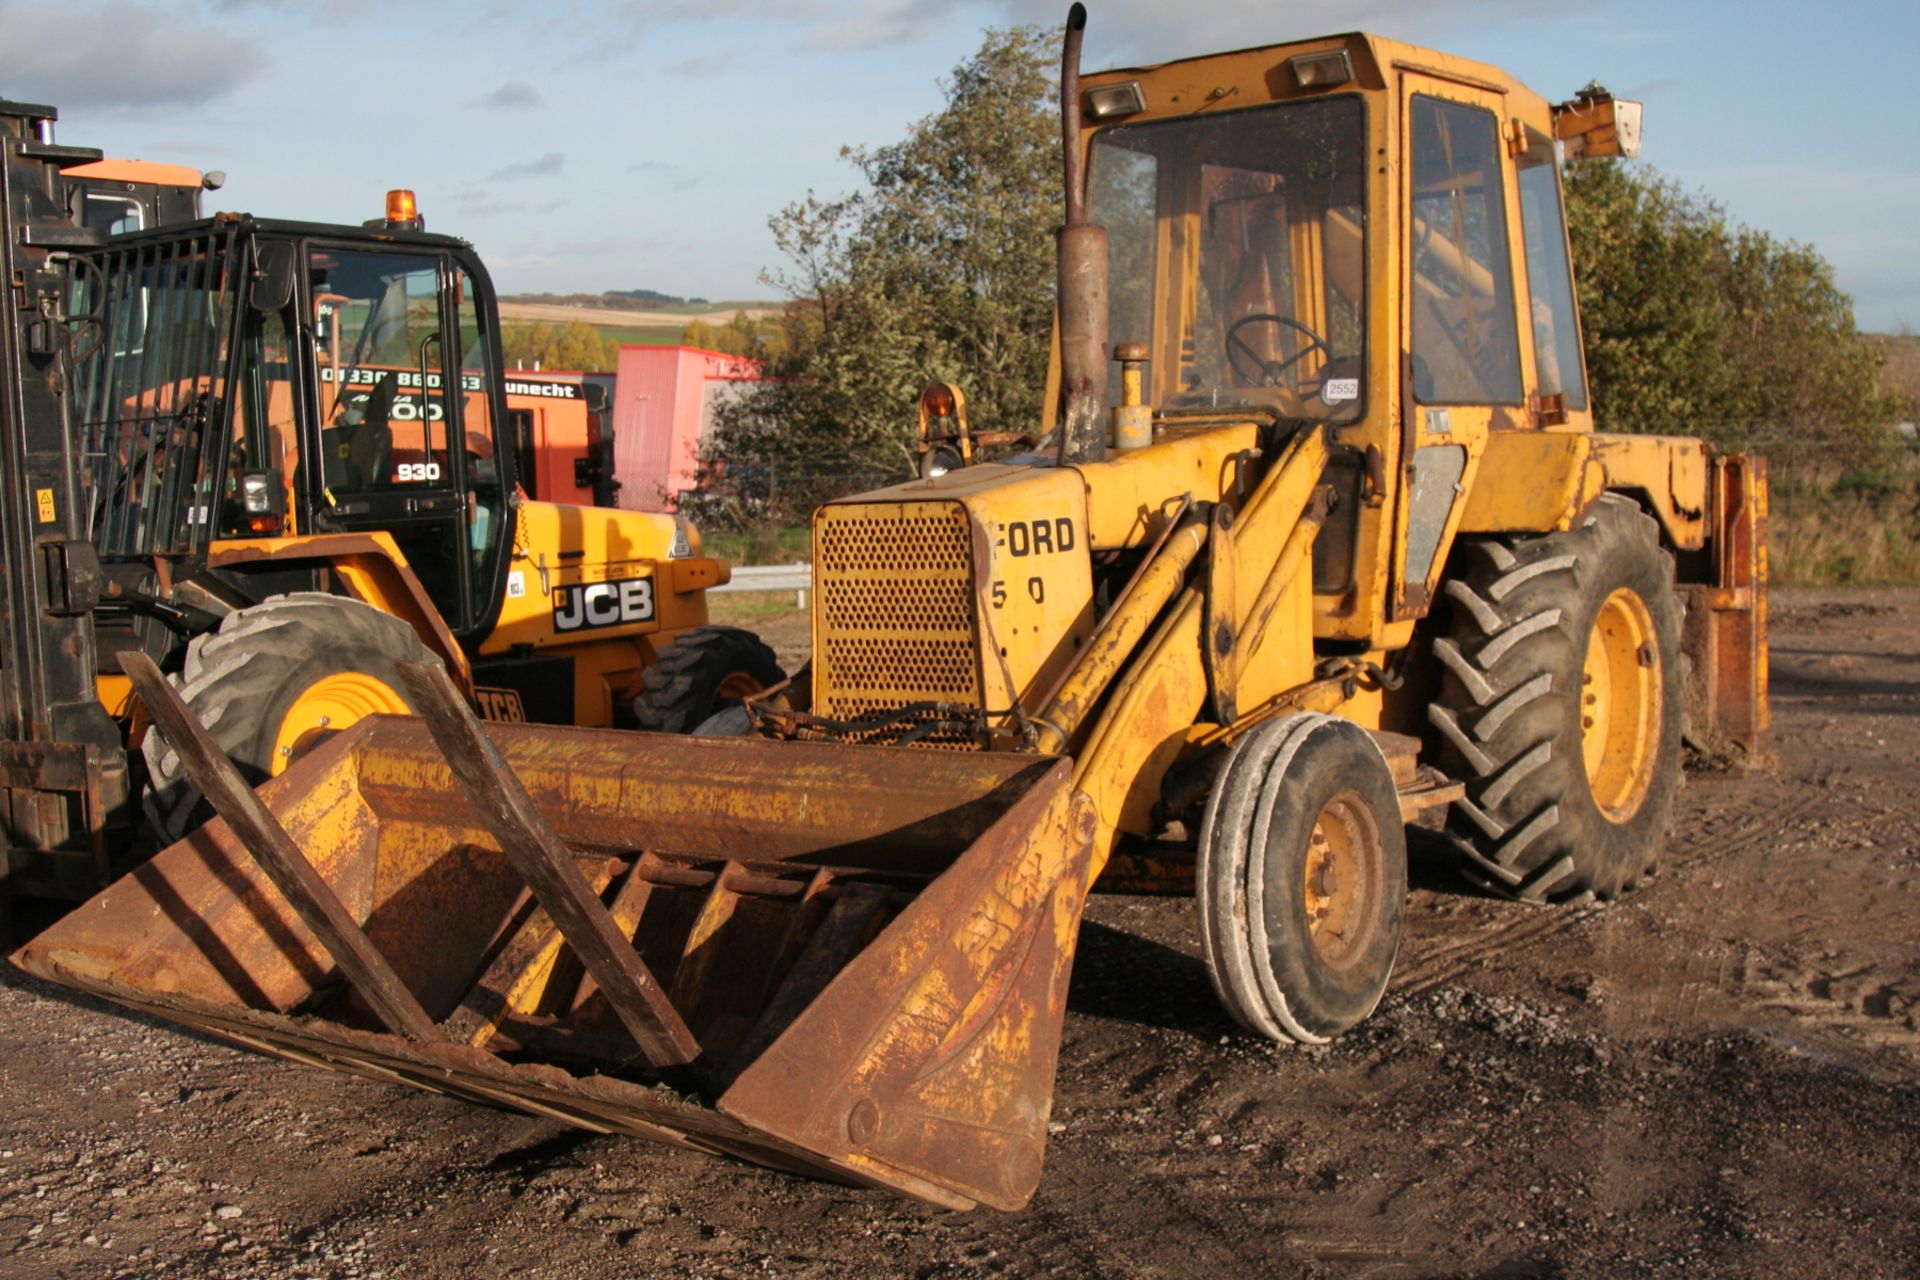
798,0,971,49
666,53,736,76
990,0,1595,64
0,2,264,111
489,152,566,182
476,81,544,109
588,0,1586,57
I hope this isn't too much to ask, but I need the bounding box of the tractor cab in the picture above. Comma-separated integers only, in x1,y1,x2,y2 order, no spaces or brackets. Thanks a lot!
75,209,518,643
73,203,749,743
1062,34,1647,640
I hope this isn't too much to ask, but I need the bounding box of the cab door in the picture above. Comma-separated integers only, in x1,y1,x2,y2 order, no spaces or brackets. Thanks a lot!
1392,72,1531,616
302,245,479,634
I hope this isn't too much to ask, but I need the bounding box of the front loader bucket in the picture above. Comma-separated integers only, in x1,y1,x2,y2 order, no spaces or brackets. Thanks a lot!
14,702,1097,1210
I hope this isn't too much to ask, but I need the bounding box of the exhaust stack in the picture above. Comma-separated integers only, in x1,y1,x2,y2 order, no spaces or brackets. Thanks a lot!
1055,2,1108,465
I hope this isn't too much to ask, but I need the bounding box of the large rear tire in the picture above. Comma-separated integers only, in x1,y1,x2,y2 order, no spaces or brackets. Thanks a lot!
632,626,783,734
1427,495,1684,903
142,594,436,844
1197,714,1408,1044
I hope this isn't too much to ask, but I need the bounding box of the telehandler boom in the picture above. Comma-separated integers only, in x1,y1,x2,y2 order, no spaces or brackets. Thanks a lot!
17,8,1766,1210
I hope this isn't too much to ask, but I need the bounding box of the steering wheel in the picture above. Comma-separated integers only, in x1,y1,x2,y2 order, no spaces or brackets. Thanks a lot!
1226,313,1330,389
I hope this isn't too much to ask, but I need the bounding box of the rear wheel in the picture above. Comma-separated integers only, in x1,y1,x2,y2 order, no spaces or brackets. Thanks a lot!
142,594,436,844
1197,714,1408,1043
1427,495,1684,903
632,626,783,734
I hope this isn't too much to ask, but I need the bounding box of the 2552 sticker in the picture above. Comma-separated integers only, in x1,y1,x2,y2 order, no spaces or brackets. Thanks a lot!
553,578,655,631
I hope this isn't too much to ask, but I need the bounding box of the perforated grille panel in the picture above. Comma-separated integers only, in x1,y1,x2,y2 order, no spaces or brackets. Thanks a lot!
815,502,980,729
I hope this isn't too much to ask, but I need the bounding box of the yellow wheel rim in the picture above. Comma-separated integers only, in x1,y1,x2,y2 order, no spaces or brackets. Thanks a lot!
270,672,410,776
1580,587,1662,821
1301,791,1382,970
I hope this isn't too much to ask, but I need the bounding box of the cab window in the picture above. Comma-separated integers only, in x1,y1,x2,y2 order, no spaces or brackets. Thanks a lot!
456,270,506,582
1409,96,1523,405
1516,129,1590,412
82,194,143,237
308,250,452,496
1089,97,1369,420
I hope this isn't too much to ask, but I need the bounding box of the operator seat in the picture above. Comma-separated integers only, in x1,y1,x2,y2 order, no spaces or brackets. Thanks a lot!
319,421,393,490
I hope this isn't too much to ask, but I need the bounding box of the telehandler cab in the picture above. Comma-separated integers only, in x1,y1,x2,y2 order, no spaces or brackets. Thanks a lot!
0,98,778,901
18,8,1766,1211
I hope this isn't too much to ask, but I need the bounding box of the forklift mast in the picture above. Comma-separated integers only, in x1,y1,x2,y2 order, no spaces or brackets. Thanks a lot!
0,99,131,898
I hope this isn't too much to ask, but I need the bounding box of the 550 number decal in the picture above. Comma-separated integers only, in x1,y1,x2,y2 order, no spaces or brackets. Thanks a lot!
990,514,1075,608
553,578,655,631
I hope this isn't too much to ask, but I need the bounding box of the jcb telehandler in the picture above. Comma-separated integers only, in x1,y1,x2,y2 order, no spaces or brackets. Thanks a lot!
18,8,1766,1211
0,97,777,902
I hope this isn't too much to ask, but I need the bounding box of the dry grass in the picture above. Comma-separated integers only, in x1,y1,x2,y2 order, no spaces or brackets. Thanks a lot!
706,594,807,627
1770,456,1920,584
1774,502,1920,584
1871,332,1920,418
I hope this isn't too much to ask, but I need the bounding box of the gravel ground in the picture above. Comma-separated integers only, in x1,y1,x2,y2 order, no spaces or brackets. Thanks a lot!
2,586,1915,1279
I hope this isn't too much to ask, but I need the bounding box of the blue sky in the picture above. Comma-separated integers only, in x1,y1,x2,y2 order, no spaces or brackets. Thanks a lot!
4,0,1913,331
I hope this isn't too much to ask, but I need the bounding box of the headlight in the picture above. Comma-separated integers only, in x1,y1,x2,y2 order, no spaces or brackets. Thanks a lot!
241,473,276,514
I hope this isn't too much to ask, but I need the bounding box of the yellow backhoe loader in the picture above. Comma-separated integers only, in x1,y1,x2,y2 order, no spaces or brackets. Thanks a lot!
17,8,1766,1211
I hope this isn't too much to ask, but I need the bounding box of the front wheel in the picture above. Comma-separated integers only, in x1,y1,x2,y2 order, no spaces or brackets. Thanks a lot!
632,626,784,733
1197,713,1408,1044
142,594,437,844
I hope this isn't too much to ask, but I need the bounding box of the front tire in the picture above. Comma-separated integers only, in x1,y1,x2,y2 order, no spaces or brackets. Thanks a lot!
1197,714,1408,1044
142,594,437,844
632,626,783,734
1427,495,1684,903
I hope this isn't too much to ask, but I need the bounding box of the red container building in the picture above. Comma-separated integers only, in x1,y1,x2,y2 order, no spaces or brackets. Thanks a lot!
610,346,766,511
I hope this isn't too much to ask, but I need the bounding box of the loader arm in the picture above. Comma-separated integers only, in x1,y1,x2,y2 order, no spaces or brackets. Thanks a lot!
1066,426,1330,877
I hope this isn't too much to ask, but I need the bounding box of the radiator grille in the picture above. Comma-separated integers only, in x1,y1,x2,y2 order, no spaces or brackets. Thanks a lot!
815,503,980,732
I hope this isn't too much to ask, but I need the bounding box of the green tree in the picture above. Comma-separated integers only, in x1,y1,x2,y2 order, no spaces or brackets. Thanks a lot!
1562,160,1733,433
498,320,619,372
1715,226,1899,448
691,27,1060,522
1868,327,1920,420
1564,159,1899,453
682,311,789,359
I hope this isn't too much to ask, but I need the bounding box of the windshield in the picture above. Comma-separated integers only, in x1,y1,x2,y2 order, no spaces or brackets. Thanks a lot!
1089,96,1368,420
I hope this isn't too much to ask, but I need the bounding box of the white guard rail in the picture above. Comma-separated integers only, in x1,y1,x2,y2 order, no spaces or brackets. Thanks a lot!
710,562,813,607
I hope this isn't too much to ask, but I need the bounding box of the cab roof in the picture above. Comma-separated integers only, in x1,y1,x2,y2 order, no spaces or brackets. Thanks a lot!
1081,32,1553,128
